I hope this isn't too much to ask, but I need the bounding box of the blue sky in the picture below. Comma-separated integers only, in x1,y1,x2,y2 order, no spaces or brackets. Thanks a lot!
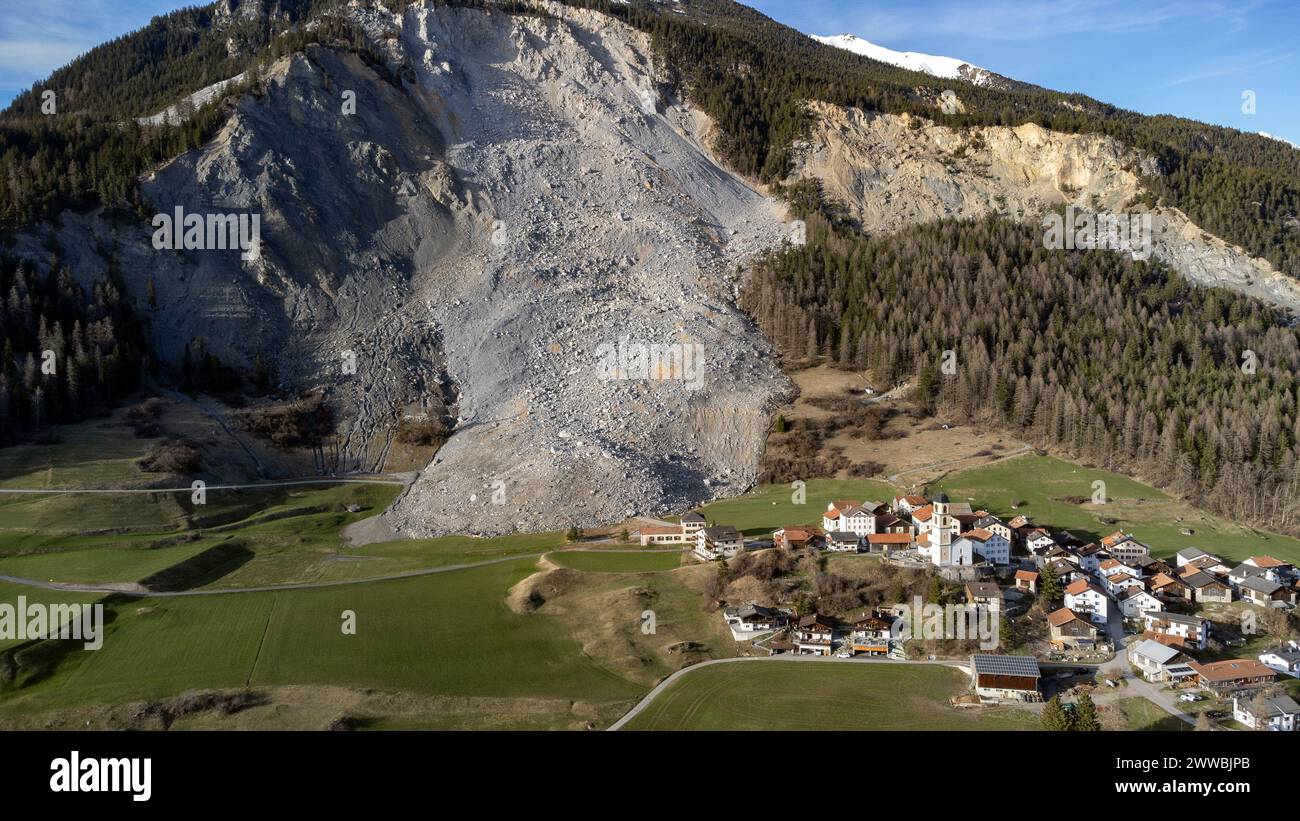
2,0,1297,145
749,0,1300,145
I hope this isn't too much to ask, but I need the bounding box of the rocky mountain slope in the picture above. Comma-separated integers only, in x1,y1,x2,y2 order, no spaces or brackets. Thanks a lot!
13,1,793,537
790,102,1300,312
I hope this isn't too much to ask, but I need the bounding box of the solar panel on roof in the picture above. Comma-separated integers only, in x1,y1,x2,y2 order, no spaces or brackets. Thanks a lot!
971,654,1040,677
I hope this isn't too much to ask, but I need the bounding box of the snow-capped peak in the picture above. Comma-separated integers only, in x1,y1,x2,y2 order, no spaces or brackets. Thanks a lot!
812,33,996,87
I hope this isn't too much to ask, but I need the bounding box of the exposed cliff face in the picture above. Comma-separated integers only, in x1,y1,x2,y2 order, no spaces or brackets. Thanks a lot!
791,102,1300,312
13,1,793,536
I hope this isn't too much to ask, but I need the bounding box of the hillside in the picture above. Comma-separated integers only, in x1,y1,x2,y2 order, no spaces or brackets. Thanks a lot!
1,0,1299,540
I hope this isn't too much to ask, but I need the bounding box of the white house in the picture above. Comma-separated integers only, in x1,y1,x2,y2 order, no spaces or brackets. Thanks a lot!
1064,579,1110,625
723,604,790,632
1101,531,1151,564
1259,642,1300,677
1175,547,1217,568
956,528,1010,565
1129,639,1194,683
826,531,863,553
1143,611,1209,651
1118,587,1164,620
1024,528,1057,555
792,614,835,655
1076,543,1107,574
840,505,878,537
1233,694,1300,731
695,525,743,561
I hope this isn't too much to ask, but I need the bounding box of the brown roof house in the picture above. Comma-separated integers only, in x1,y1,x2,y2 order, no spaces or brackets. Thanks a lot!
1047,608,1099,650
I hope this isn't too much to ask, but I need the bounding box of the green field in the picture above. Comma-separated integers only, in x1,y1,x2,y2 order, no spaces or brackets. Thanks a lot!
546,550,684,572
0,559,646,722
695,478,898,535
622,661,1038,730
1117,697,1192,731
934,455,1300,564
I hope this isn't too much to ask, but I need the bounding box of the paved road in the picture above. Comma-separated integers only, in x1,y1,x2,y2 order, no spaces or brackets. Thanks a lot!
606,654,971,731
0,547,685,598
1095,601,1196,726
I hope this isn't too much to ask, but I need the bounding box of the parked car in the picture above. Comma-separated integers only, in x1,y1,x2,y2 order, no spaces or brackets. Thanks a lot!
1178,693,1201,702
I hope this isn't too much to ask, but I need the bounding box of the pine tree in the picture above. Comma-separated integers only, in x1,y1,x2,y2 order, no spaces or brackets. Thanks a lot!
1074,692,1101,731
1041,695,1074,731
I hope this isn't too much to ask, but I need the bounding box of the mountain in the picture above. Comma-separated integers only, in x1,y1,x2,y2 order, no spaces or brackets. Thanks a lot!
3,0,1300,539
811,33,1007,89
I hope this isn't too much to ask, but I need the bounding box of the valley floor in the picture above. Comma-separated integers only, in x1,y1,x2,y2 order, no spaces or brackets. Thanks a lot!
1,405,1297,730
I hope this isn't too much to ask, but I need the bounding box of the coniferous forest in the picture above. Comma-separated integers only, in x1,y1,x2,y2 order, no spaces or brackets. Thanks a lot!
0,254,150,442
742,189,1300,535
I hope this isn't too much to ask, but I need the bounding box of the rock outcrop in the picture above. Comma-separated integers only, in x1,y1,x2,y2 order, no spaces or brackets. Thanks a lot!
791,102,1300,312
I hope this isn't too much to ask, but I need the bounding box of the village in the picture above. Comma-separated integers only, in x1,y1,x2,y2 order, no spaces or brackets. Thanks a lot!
635,493,1300,730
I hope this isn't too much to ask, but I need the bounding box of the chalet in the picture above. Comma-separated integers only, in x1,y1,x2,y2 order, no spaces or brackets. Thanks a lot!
1174,547,1211,567
1128,639,1195,684
723,604,790,632
1105,572,1144,598
1244,555,1298,584
1024,528,1057,555
792,614,835,655
956,528,1011,565
848,611,895,656
892,495,929,516
965,581,1003,614
1148,572,1192,602
1181,571,1233,604
1240,575,1297,608
970,654,1041,702
1144,612,1209,651
821,501,860,532
866,533,914,554
1101,531,1151,564
1118,587,1164,620
1064,579,1110,625
1137,558,1175,578
695,525,744,561
826,531,863,553
1014,569,1038,594
1047,608,1098,649
1184,554,1232,577
1258,641,1300,677
1075,543,1107,574
1098,558,1138,580
1233,694,1300,731
1047,559,1083,585
874,514,912,535
840,505,879,537
972,514,1013,547
1228,562,1265,586
774,526,823,551
1188,659,1276,694
681,511,706,536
